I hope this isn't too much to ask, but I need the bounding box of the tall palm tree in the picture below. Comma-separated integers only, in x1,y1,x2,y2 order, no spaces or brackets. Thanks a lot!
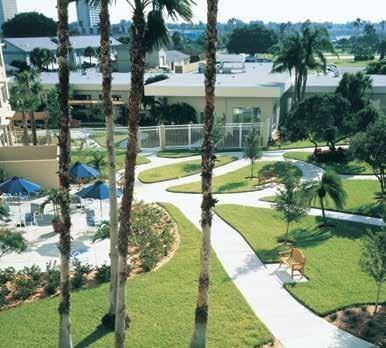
189,0,218,346
57,1,73,347
272,22,333,106
115,1,193,346
353,18,362,58
9,70,42,146
87,0,119,328
305,170,347,226
380,20,385,60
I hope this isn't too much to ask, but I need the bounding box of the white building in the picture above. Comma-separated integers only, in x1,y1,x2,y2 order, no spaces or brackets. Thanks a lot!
76,0,101,34
0,0,17,29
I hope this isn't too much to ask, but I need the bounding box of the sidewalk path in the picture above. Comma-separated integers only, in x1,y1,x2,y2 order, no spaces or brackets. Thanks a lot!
3,149,381,347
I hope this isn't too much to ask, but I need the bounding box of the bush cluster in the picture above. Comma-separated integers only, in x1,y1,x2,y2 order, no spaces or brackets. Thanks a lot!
312,147,348,164
129,202,175,272
71,259,93,289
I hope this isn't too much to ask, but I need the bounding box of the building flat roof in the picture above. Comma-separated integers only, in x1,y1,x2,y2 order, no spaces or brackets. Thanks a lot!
3,35,121,53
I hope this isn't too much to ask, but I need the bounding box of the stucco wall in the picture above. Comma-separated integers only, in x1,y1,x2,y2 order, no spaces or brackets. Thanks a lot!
0,145,59,189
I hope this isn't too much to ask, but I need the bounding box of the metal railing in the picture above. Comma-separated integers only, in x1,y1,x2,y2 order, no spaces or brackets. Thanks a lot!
11,122,264,151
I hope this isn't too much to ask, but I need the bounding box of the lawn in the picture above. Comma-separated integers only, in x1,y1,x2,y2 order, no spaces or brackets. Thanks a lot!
168,161,302,194
157,150,201,158
262,179,383,218
0,204,273,347
215,205,386,315
89,133,128,148
138,156,236,183
266,139,348,151
283,152,373,175
72,149,150,178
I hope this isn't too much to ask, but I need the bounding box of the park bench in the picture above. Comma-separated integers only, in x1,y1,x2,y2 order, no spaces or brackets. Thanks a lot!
257,170,279,186
279,248,306,278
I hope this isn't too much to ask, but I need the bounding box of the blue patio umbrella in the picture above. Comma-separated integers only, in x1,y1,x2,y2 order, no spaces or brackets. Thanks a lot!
70,162,100,181
0,176,41,195
0,176,42,225
76,181,122,217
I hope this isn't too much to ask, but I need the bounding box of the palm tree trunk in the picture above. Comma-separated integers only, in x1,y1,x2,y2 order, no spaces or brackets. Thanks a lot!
57,1,73,347
373,281,382,315
29,111,38,145
300,69,308,102
190,0,218,346
115,7,146,347
22,111,29,145
100,0,119,327
319,196,326,225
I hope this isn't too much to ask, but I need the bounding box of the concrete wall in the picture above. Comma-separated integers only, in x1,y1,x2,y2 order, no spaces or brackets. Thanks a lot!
0,145,59,189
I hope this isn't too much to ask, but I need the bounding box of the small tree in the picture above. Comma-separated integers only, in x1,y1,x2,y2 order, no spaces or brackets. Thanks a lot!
0,229,27,259
305,170,347,226
84,46,96,65
88,151,107,172
360,229,386,315
274,178,308,244
243,127,262,179
351,117,386,198
211,114,225,149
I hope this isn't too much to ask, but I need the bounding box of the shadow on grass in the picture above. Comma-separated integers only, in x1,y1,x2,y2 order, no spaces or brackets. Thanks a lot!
259,162,302,180
75,324,111,348
217,181,247,192
182,163,201,174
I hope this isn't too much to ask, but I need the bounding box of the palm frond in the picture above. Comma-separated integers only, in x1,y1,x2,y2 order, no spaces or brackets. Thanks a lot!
144,10,170,52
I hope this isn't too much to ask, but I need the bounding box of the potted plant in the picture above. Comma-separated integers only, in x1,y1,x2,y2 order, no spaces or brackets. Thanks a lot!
40,189,63,233
51,216,62,234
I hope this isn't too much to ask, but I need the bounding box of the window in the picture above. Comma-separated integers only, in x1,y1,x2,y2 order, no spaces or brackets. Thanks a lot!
232,107,261,123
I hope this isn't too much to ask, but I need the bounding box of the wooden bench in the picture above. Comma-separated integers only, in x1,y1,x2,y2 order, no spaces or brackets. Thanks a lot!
257,170,279,186
279,248,306,278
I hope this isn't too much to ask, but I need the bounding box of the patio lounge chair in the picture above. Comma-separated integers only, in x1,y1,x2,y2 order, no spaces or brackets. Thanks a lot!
279,248,306,279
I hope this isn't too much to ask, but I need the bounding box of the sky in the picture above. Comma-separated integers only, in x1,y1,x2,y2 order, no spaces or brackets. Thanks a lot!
17,0,386,24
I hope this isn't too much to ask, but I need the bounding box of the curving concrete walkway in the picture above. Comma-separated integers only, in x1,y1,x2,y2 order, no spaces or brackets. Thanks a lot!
2,149,382,347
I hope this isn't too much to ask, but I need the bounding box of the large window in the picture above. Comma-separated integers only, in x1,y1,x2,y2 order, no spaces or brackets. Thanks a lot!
232,107,261,123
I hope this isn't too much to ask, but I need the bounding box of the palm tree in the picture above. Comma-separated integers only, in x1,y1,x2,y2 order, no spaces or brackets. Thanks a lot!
87,0,119,328
84,46,96,65
88,151,107,172
354,18,362,57
57,1,73,347
189,0,218,346
9,70,42,146
380,20,385,60
116,1,193,346
305,170,347,226
272,22,333,106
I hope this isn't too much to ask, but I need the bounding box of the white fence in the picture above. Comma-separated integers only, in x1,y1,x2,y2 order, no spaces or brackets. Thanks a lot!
13,122,266,151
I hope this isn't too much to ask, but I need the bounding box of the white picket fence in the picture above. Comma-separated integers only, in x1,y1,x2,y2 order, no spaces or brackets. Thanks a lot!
13,122,265,151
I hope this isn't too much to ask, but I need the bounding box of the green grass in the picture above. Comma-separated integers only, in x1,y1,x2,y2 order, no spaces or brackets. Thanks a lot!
168,161,302,194
215,205,386,315
0,204,273,347
283,152,373,175
262,179,383,218
90,133,128,148
157,150,201,158
72,149,150,178
266,140,348,151
138,156,236,183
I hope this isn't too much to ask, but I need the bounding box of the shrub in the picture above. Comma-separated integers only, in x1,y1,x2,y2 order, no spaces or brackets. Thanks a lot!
0,285,10,307
19,265,42,283
328,312,337,321
13,278,37,300
71,259,93,289
312,147,348,164
44,262,60,295
0,267,16,285
129,202,175,272
94,264,111,283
